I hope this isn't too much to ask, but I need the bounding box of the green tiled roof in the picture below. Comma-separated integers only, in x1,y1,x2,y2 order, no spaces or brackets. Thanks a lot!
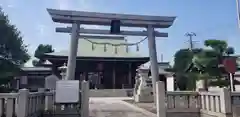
45,37,148,58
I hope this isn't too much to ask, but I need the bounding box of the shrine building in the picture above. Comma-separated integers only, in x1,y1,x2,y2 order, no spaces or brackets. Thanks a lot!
41,35,149,89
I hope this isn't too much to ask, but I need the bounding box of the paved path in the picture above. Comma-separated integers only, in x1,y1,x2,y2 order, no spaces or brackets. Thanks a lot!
89,97,156,117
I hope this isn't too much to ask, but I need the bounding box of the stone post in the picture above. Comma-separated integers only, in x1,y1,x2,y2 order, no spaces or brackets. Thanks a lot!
81,80,89,117
17,89,29,117
38,88,45,112
45,91,54,111
156,81,166,117
219,88,232,114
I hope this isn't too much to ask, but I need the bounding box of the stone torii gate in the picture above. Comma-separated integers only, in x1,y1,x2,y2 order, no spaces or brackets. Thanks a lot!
47,8,176,101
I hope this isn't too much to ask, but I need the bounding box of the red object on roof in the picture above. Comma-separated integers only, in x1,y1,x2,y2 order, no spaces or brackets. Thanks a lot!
223,57,237,74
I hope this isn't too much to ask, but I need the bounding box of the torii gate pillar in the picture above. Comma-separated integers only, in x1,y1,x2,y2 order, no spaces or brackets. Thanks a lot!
65,23,80,80
147,25,159,102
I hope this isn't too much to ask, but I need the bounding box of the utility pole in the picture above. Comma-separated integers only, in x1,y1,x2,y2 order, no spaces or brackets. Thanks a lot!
160,54,163,62
185,32,196,50
236,0,240,28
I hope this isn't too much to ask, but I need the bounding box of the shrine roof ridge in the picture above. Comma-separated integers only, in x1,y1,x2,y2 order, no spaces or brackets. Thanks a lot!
47,9,176,28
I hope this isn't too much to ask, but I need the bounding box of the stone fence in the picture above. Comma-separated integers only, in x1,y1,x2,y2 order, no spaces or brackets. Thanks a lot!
0,81,89,117
156,81,240,117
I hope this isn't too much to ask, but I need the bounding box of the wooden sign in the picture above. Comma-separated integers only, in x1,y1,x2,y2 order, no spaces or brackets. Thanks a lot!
223,57,237,74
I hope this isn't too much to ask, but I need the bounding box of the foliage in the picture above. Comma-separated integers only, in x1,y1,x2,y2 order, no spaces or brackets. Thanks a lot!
32,44,54,66
171,39,235,90
0,57,20,78
191,39,235,89
0,8,30,83
173,49,194,71
34,44,54,58
171,49,194,90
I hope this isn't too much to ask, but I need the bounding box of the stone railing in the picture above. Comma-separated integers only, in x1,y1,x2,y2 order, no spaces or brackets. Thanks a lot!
0,81,89,117
231,92,240,105
156,81,240,117
0,89,45,117
166,91,199,112
0,92,18,117
231,92,240,117
44,90,55,112
199,89,232,117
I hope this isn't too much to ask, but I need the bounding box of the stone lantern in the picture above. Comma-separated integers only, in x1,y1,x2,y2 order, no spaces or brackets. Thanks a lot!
134,65,154,103
136,67,149,79
59,63,67,80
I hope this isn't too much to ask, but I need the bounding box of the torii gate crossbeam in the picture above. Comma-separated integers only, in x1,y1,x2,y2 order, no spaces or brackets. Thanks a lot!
56,27,169,37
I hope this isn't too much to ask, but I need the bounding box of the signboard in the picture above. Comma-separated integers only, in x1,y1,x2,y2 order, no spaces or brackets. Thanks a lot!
223,57,237,74
55,80,80,103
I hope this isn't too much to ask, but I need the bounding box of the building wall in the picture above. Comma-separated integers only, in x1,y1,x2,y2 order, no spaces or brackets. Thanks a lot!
74,61,143,89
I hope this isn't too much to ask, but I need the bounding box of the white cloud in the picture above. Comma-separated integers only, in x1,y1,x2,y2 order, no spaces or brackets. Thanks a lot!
54,0,93,11
36,24,48,37
78,0,91,10
0,0,16,8
56,0,71,10
6,0,16,8
7,4,14,8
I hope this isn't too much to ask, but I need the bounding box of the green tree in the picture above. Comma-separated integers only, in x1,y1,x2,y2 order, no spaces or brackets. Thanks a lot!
169,39,235,91
32,44,54,66
0,8,30,89
0,8,29,65
166,49,194,90
189,39,235,90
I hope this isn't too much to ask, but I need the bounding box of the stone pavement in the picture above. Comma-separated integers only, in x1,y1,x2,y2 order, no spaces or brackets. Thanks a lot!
89,97,156,117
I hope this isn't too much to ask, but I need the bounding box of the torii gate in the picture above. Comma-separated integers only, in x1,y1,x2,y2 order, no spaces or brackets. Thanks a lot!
47,8,176,101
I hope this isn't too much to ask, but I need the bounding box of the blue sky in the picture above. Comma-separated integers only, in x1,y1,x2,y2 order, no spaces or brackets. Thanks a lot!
0,0,240,64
